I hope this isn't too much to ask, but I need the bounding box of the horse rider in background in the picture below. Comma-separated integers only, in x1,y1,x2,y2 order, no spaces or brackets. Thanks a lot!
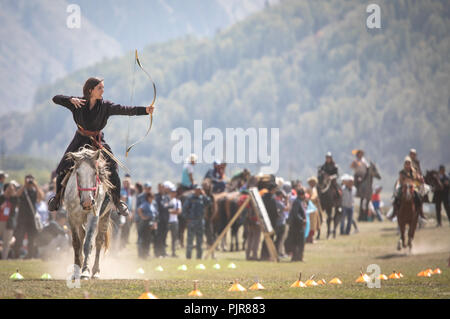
204,159,226,193
180,154,197,192
409,149,424,183
350,149,370,197
318,152,341,198
390,156,425,220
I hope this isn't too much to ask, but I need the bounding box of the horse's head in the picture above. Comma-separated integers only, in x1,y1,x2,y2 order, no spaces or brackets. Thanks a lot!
317,170,329,189
402,181,415,202
370,162,381,180
68,148,101,211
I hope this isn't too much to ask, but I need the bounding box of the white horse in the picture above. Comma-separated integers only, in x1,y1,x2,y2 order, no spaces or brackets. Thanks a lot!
63,147,114,280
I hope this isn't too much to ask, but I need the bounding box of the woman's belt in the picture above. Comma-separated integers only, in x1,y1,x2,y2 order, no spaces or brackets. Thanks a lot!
76,124,130,174
76,125,102,148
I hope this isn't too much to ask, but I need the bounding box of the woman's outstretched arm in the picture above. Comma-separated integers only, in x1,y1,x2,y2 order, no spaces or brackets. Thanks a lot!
52,95,84,111
106,101,154,116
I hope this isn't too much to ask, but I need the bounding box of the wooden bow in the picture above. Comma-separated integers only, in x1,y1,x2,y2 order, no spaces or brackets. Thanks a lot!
125,49,156,157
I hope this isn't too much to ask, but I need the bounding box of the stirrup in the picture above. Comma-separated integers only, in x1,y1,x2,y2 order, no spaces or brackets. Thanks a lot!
117,201,129,217
48,195,61,211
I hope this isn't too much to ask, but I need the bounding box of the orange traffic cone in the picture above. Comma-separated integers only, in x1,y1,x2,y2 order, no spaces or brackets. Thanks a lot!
305,275,318,287
417,270,431,277
290,273,307,288
138,280,159,299
432,268,442,275
329,277,343,285
378,274,388,280
249,278,265,290
229,280,246,292
389,271,400,279
317,279,326,285
139,292,158,299
188,280,203,297
355,271,370,283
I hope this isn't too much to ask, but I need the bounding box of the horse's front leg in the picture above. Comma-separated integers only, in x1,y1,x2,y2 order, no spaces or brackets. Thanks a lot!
408,214,419,252
398,217,406,250
81,214,98,280
358,198,364,221
333,206,342,238
326,208,332,239
71,225,83,280
92,212,110,279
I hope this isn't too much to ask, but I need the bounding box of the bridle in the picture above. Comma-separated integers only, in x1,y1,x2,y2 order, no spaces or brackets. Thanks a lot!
75,162,101,200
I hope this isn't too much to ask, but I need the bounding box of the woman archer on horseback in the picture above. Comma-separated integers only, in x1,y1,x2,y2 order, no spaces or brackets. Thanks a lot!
48,77,154,216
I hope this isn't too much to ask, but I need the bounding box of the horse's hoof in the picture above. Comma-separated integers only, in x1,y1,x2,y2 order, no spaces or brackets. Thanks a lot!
397,241,402,251
81,270,90,280
92,273,100,279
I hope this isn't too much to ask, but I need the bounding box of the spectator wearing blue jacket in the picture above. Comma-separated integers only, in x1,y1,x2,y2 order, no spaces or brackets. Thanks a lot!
137,192,158,259
181,184,210,259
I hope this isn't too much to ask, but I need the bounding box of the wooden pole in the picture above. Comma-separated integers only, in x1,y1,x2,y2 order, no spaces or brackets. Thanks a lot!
204,196,251,259
249,195,279,262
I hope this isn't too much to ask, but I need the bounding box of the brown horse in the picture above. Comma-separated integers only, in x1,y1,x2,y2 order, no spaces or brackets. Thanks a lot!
397,182,419,252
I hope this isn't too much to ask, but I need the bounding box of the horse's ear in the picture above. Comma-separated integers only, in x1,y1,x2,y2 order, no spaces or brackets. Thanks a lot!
94,150,101,161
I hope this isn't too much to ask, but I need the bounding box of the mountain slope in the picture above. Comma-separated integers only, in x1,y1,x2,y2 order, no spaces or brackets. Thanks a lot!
1,0,449,188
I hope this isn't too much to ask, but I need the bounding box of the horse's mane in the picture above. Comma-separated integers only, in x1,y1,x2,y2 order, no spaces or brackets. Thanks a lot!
66,146,115,192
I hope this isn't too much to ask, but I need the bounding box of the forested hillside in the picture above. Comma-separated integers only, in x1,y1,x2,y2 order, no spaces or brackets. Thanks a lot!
0,0,273,114
1,0,449,189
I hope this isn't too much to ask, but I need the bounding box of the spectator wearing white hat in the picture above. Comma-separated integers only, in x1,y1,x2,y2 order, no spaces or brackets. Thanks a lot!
341,175,356,235
180,154,197,192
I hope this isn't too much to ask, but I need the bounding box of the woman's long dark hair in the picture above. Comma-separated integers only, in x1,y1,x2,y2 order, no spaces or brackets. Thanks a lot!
83,77,103,99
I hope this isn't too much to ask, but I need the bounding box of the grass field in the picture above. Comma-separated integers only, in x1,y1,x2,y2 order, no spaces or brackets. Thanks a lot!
1,219,449,299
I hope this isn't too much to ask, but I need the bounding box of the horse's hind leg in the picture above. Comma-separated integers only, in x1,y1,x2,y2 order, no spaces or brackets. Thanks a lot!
333,206,342,238
398,219,406,250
